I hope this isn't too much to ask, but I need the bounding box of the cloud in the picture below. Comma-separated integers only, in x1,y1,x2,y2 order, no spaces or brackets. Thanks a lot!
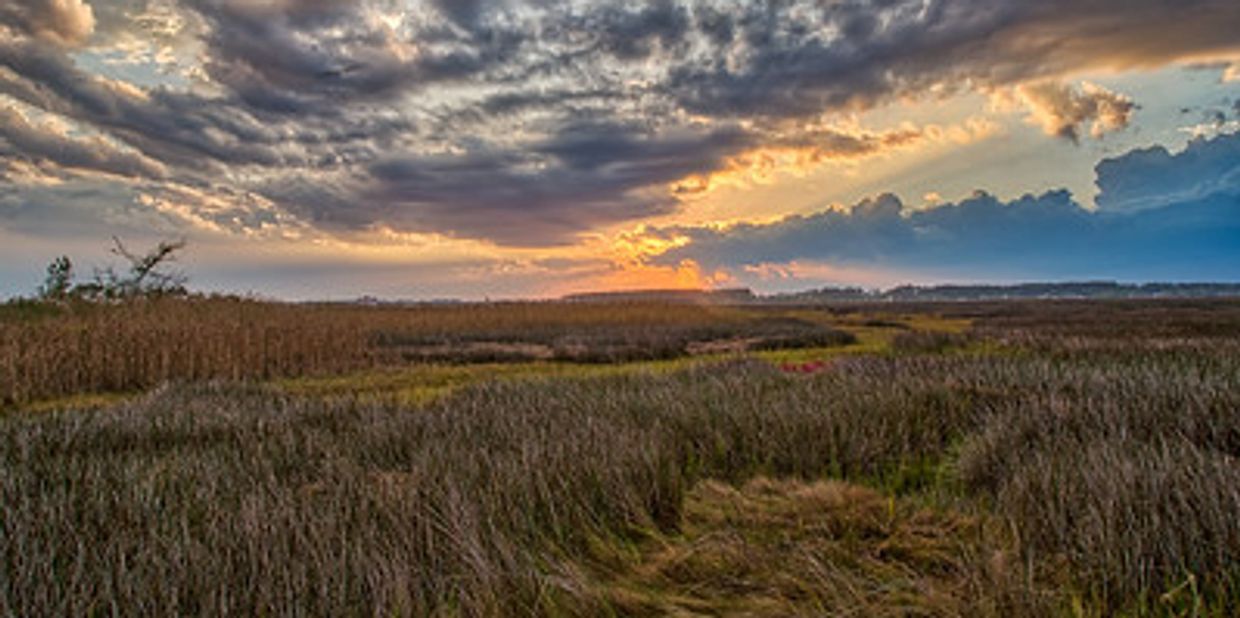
271,116,979,245
0,41,297,171
185,0,432,115
646,132,1240,282
587,0,692,61
1096,130,1240,213
1015,81,1136,142
0,177,174,238
0,104,168,180
667,0,1240,120
341,123,753,245
430,0,488,30
0,0,95,46
1225,62,1240,83
674,118,1000,196
2,0,1239,247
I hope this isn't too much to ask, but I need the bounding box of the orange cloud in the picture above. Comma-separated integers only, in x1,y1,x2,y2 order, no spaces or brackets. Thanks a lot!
1224,61,1240,83
1014,81,1136,142
1,0,95,47
612,225,694,261
670,118,999,198
562,258,731,295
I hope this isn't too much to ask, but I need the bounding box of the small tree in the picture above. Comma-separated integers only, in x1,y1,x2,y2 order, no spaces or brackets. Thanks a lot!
38,256,74,301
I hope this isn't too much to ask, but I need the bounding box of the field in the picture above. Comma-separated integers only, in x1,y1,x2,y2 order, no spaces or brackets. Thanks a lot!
2,297,1239,616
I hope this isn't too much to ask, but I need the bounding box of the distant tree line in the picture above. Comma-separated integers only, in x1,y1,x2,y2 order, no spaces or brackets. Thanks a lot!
557,282,1240,306
771,281,1240,303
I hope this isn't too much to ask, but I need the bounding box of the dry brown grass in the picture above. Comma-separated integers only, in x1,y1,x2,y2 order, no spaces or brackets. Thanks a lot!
0,298,866,407
1,357,1047,616
954,356,1240,611
890,329,974,354
0,298,767,406
602,477,1049,617
3,299,1240,615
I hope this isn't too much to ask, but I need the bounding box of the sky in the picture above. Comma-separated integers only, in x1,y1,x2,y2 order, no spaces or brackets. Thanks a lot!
1,0,1238,300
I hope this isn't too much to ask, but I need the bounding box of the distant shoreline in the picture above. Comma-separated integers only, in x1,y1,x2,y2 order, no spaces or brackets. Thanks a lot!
557,282,1240,305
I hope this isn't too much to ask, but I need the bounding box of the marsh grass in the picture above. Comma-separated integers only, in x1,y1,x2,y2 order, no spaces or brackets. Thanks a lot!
601,478,1050,616
890,330,975,354
0,298,859,407
3,299,1239,615
2,358,1033,616
955,359,1240,611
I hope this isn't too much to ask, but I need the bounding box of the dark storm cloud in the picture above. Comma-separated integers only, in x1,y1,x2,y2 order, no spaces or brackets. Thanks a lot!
472,88,627,118
274,120,940,243
0,41,290,170
651,133,1240,280
671,0,1240,119
321,123,753,245
430,0,487,30
183,0,533,117
186,0,423,114
0,105,166,179
589,0,692,61
535,121,747,172
3,0,1240,246
693,5,735,47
